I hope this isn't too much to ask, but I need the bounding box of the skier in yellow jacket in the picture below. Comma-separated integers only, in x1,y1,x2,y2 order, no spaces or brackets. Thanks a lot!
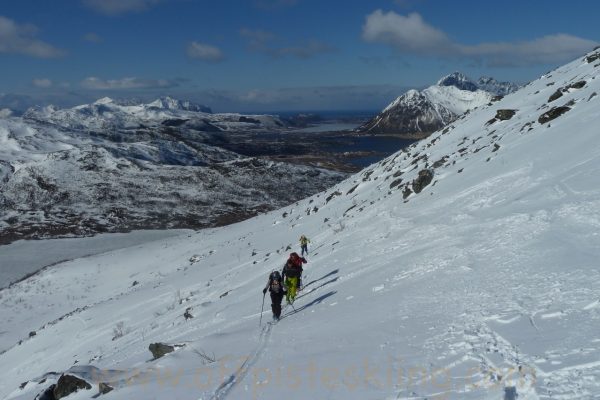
299,235,310,257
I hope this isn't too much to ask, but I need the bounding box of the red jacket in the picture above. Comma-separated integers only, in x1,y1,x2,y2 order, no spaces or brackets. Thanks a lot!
282,253,306,279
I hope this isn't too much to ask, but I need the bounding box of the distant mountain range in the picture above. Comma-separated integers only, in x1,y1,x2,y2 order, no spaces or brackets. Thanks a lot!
0,97,345,244
22,96,286,132
358,72,519,138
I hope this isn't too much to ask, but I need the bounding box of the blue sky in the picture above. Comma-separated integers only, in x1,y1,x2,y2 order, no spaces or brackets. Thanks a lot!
0,0,598,112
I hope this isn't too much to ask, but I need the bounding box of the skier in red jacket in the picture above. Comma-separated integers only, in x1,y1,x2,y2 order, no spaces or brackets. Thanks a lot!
281,252,307,304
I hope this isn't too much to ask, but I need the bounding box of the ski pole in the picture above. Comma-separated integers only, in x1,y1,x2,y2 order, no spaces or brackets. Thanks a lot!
259,292,266,327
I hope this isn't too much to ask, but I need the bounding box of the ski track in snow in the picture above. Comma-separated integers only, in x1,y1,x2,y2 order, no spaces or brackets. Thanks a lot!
209,322,274,400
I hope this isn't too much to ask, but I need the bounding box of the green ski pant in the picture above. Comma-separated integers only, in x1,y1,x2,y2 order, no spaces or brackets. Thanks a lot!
285,277,298,303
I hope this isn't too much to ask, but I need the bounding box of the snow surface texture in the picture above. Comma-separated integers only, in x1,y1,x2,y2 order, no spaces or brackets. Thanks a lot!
0,229,192,289
0,97,346,243
2,50,600,399
360,72,518,137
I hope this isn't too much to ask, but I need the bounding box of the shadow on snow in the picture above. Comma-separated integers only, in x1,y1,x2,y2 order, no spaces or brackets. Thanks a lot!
281,291,336,320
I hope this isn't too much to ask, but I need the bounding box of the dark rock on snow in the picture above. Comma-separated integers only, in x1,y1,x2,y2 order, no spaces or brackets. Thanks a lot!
538,106,571,124
548,89,563,102
586,51,600,63
149,342,175,359
54,374,92,399
98,382,114,396
412,169,434,194
495,109,517,121
34,385,56,400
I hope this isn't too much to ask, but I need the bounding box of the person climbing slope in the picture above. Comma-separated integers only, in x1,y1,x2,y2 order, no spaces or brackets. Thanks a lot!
281,252,306,304
299,235,310,257
263,270,285,320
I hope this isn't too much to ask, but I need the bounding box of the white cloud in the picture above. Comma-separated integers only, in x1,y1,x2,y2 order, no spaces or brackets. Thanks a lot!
362,10,598,66
186,42,225,62
363,11,453,55
0,16,65,58
81,77,179,90
33,78,53,88
0,108,13,118
82,0,161,16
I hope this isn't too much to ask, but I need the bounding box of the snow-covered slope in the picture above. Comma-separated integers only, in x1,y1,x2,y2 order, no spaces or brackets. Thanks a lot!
360,72,519,137
2,50,600,400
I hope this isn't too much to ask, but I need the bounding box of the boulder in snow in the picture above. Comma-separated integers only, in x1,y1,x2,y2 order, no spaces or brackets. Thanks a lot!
149,342,175,359
538,106,571,124
53,374,92,399
412,169,434,194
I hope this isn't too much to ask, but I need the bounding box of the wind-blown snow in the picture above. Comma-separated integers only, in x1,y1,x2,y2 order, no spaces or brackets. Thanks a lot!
1,50,600,399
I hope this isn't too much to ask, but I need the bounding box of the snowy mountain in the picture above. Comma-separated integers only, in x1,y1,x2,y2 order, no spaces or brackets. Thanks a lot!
437,72,519,96
23,96,283,132
0,99,345,244
2,48,600,400
145,96,212,113
475,76,521,97
359,72,519,137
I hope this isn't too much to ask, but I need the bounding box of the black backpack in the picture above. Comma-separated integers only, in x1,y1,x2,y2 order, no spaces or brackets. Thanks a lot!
269,271,283,293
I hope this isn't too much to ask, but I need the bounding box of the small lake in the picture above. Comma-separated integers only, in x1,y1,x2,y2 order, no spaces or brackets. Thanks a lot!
287,120,417,169
294,122,361,133
323,134,417,168
226,115,418,171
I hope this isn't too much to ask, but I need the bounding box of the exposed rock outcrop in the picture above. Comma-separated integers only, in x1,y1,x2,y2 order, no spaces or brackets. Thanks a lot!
149,342,175,359
538,106,571,124
412,169,434,194
54,374,92,399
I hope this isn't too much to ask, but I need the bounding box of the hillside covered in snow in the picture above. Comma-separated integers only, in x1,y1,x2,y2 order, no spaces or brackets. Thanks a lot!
0,97,346,244
359,72,519,138
1,49,600,400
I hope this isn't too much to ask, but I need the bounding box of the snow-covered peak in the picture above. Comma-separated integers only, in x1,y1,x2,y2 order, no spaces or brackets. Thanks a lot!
436,72,521,96
361,72,503,136
146,96,211,113
382,89,422,113
93,97,114,105
423,85,491,115
360,70,521,136
21,96,284,132
437,71,479,91
476,76,521,96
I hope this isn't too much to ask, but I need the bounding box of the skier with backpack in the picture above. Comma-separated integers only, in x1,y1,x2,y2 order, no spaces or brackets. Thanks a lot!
281,252,307,304
262,270,285,320
299,235,310,257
